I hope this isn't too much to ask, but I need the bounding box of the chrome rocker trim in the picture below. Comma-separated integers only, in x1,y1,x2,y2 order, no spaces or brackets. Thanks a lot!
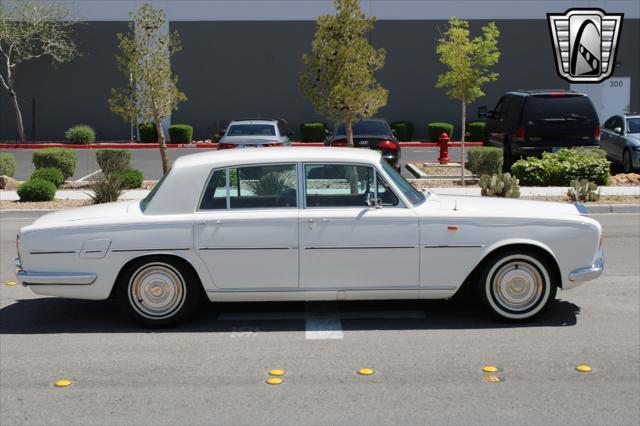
569,249,604,282
17,270,97,286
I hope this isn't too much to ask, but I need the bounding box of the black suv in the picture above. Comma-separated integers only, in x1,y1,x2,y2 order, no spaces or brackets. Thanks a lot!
480,90,600,168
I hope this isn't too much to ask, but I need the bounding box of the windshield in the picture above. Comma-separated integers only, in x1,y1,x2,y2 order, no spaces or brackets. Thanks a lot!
140,170,170,212
336,121,390,136
627,117,640,133
381,160,426,206
227,124,276,136
523,96,596,122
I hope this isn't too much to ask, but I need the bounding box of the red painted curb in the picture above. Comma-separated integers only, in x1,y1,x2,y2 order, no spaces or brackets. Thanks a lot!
0,141,483,149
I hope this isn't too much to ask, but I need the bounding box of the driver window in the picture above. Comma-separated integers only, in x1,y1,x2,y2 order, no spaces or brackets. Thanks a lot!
305,164,373,207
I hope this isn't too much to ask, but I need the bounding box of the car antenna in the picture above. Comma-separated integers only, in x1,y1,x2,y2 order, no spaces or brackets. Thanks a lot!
453,199,458,211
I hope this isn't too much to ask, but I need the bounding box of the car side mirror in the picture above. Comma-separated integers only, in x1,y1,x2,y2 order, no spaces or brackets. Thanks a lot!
287,131,294,138
324,129,332,139
614,127,623,134
477,106,488,119
366,192,382,209
391,129,397,136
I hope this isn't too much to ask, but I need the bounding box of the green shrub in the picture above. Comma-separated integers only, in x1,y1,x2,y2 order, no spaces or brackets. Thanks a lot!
118,168,144,189
467,147,503,176
17,179,57,202
390,121,414,141
30,168,64,188
511,148,610,186
465,121,485,142
89,173,123,204
427,122,454,142
65,124,96,144
300,122,326,142
96,149,131,175
32,148,77,180
479,173,520,198
138,123,158,142
0,152,17,177
168,124,193,144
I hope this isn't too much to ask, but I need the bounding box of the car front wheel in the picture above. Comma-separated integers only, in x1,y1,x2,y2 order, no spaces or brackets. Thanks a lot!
117,256,202,327
477,250,557,322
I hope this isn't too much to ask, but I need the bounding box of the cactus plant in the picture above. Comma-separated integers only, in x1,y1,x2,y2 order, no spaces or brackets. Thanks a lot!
479,173,520,198
567,179,600,203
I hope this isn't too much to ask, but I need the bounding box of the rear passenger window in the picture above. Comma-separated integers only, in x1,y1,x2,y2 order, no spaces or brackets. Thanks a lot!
229,164,297,209
305,164,374,207
199,169,227,210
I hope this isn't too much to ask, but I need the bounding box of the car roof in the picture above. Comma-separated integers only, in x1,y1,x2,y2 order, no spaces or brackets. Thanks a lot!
228,120,278,125
173,147,382,170
506,89,586,97
621,113,640,118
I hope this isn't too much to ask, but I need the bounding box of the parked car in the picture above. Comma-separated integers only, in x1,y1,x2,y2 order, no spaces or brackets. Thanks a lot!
480,90,601,169
217,119,292,149
16,148,603,326
326,119,401,170
600,113,640,173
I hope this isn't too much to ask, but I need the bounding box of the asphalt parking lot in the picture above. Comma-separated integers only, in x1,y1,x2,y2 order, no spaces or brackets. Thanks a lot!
0,211,638,426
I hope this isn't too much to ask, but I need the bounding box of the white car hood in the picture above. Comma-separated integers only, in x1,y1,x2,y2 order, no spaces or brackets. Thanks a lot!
30,200,140,227
423,194,581,219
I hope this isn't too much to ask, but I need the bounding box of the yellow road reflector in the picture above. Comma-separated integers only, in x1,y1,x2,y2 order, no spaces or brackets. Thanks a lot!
6,281,17,286
575,365,593,373
357,368,375,376
482,365,501,373
268,369,285,376
54,379,72,388
483,375,504,383
266,377,283,385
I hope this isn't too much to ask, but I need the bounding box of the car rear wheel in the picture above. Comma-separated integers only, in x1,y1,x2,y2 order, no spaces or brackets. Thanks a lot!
117,256,202,327
477,250,557,322
502,139,513,172
622,148,633,173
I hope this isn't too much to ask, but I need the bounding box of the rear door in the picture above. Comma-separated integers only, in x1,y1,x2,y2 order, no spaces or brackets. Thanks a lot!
486,96,508,146
522,95,599,147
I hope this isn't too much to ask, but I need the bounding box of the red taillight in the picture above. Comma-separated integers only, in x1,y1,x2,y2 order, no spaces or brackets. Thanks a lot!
331,139,348,147
594,126,601,140
377,140,398,150
217,143,236,150
516,127,525,140
547,92,566,96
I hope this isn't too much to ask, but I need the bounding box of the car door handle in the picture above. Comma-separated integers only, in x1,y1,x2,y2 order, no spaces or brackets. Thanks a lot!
306,218,329,223
199,220,223,225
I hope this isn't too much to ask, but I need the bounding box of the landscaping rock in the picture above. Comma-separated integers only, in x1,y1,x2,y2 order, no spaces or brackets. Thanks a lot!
0,175,18,190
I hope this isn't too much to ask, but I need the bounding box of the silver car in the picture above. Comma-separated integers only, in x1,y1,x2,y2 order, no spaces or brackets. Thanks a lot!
600,114,640,173
218,119,292,150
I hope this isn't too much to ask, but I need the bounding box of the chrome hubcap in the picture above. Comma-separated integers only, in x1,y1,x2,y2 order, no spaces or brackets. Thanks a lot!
129,263,185,319
492,261,543,312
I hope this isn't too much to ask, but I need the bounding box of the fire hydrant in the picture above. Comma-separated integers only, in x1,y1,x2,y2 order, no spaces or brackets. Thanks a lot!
438,132,450,164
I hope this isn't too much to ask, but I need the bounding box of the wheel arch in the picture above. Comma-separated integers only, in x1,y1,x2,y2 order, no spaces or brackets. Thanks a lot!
108,253,206,299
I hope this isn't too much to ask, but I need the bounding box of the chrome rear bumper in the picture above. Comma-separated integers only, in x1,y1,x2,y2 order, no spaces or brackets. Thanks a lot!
17,270,97,286
569,249,604,282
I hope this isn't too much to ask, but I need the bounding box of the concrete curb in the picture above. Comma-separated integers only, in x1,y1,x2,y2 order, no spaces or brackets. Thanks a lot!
585,204,640,214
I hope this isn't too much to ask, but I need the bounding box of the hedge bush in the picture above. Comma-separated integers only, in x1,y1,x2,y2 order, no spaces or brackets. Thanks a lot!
169,124,193,144
390,121,414,141
427,122,454,142
138,123,158,142
17,179,57,202
30,168,64,188
32,148,77,180
0,152,16,177
300,122,326,142
118,168,144,189
96,149,131,175
466,147,503,176
511,148,610,186
65,124,96,144
465,121,485,142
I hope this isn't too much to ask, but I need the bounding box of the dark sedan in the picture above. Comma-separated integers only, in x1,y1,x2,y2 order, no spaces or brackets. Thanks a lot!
326,119,401,170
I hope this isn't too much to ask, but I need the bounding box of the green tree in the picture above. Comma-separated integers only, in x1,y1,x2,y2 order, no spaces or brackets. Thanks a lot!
436,18,500,184
0,1,78,143
109,3,186,175
300,0,387,146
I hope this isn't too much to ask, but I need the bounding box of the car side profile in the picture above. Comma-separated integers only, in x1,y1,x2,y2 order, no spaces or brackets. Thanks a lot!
16,148,603,327
217,119,292,149
481,90,601,169
600,113,640,173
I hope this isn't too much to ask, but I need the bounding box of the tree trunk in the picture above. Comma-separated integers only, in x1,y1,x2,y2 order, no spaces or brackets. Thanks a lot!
344,115,354,147
9,90,26,144
460,100,466,187
154,116,170,175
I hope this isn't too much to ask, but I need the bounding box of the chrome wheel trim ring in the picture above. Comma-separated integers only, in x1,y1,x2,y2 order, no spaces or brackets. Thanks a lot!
485,254,551,319
128,262,186,320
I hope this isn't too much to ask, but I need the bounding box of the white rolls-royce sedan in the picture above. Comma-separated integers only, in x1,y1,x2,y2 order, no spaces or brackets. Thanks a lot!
16,148,604,326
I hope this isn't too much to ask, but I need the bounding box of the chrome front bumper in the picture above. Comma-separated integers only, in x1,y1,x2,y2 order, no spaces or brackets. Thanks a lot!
16,264,97,286
569,249,604,282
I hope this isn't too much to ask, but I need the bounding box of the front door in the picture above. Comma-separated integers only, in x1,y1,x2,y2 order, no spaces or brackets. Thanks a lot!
194,163,299,289
298,163,419,296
